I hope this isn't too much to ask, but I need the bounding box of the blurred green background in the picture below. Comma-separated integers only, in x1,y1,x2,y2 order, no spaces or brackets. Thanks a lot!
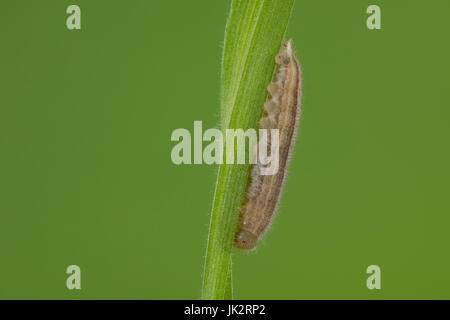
1,0,449,299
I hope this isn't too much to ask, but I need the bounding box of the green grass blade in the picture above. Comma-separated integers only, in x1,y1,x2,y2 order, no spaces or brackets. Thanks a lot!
224,261,233,300
202,0,295,300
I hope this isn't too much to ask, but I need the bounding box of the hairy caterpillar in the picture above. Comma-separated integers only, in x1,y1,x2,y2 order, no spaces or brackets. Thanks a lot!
234,40,302,250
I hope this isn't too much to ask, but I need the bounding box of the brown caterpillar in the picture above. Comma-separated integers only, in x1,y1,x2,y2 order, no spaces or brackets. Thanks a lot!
234,40,302,250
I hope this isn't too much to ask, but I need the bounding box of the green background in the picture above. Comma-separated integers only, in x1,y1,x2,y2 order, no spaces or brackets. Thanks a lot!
1,0,449,299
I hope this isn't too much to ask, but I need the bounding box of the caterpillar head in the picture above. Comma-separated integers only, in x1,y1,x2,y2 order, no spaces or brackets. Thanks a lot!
234,229,258,250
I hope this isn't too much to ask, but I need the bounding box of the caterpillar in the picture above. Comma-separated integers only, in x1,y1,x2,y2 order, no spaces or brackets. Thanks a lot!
234,40,302,250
